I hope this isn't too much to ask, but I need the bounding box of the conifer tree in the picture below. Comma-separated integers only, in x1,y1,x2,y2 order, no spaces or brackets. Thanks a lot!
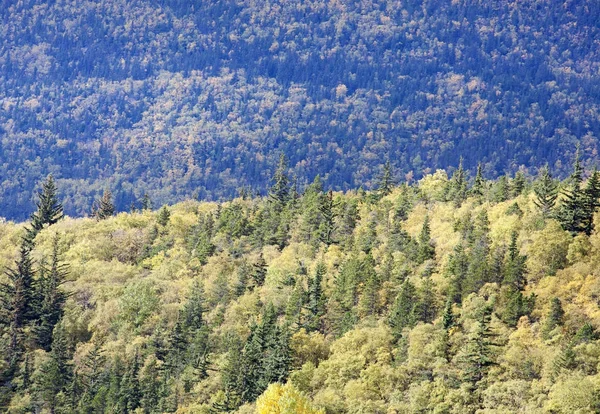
448,158,468,206
377,160,395,197
93,189,115,220
1,237,37,371
511,171,526,197
388,280,417,340
31,174,64,231
471,163,486,197
460,305,496,389
34,234,68,350
157,205,171,226
533,164,558,218
305,263,326,333
491,175,510,202
251,253,268,287
285,280,305,328
447,243,469,304
357,254,379,318
442,299,455,331
192,213,216,265
299,175,325,245
415,277,436,324
318,190,338,245
141,193,152,211
558,148,588,234
503,231,527,291
417,215,435,263
269,154,291,209
583,166,600,234
543,297,564,337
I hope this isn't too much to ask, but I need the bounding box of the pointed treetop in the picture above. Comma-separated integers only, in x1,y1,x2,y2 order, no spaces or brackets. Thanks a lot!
377,160,395,197
269,153,291,206
31,174,64,231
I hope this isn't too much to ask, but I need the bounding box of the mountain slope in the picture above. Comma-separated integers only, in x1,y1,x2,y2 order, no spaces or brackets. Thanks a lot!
1,0,599,219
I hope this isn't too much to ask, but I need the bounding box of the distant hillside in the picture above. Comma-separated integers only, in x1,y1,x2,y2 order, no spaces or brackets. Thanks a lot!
1,0,599,219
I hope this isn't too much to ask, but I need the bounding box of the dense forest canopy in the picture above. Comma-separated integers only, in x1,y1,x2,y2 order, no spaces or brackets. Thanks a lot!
3,161,600,412
1,0,599,220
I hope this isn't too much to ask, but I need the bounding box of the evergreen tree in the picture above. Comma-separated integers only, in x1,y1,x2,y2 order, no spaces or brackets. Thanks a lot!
1,237,37,371
93,190,115,220
34,234,69,350
388,280,417,340
460,305,496,389
415,277,436,324
31,174,64,231
558,148,588,234
491,175,510,202
543,297,564,337
251,253,268,287
119,352,141,412
417,215,435,263
534,165,558,218
269,154,291,209
285,280,305,328
318,190,338,245
299,175,325,245
305,263,326,333
471,163,486,197
442,299,455,331
157,205,171,226
503,231,527,291
377,160,395,197
192,214,216,265
141,193,152,211
448,158,468,206
583,167,600,235
447,243,469,304
511,170,526,197
357,254,379,318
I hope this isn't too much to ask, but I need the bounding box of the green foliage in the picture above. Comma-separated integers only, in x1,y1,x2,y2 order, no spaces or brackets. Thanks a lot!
31,174,64,232
5,164,600,412
92,190,115,220
534,164,558,218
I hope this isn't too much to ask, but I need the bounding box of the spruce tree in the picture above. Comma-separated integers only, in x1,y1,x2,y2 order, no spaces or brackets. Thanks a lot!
377,160,395,197
141,193,152,211
543,297,564,337
318,190,338,245
93,189,115,220
511,171,526,197
357,254,379,318
269,154,291,209
157,205,171,226
388,280,417,340
558,148,588,234
34,234,68,350
448,158,468,206
305,263,326,333
460,305,496,389
1,237,37,370
583,167,600,235
503,231,527,291
417,215,435,263
31,174,64,231
442,299,455,331
251,253,268,287
533,164,558,218
471,163,486,197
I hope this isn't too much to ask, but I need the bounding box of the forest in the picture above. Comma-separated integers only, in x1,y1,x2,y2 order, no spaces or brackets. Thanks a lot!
1,0,600,219
2,154,600,413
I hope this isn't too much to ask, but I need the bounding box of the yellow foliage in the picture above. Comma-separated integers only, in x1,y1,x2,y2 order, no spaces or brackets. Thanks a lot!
255,383,324,414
